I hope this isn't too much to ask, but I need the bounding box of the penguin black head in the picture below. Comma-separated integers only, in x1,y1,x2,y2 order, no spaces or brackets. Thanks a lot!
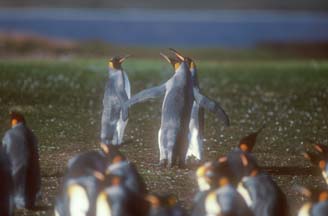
238,125,265,152
160,52,182,71
108,55,130,70
169,48,197,71
9,111,25,126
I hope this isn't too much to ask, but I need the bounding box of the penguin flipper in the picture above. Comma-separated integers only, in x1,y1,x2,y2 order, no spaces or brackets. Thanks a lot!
122,84,166,121
193,87,230,126
128,84,166,107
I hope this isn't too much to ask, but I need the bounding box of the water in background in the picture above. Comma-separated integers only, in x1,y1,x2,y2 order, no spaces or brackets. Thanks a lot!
0,9,327,48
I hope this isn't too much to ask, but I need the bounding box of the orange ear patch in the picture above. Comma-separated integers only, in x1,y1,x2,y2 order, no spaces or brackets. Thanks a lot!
146,195,160,208
319,191,328,202
112,155,123,164
218,177,229,187
319,160,326,170
250,169,258,177
239,144,249,152
111,176,121,186
11,119,18,126
167,195,177,206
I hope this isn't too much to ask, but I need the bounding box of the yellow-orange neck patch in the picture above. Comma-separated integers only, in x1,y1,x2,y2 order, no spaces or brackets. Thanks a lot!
108,61,114,69
219,177,229,187
319,160,326,170
174,62,181,71
319,191,328,202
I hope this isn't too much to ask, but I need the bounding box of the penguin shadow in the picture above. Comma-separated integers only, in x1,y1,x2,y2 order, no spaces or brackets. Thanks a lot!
262,166,319,176
42,170,64,178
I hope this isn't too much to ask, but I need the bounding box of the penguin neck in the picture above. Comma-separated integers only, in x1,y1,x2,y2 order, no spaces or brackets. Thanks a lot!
108,67,122,75
11,122,24,128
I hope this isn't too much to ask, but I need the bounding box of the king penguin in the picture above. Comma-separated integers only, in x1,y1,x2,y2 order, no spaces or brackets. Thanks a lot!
197,159,253,216
169,49,229,163
101,55,131,146
236,153,288,216
0,148,14,216
123,49,230,168
2,111,41,210
54,144,125,216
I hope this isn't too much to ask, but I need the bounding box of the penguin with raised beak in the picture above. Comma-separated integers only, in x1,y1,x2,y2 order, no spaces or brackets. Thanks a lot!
122,49,229,168
101,55,131,146
169,49,229,164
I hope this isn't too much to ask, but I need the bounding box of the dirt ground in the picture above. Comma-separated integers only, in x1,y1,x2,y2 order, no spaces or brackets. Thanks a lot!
0,59,328,216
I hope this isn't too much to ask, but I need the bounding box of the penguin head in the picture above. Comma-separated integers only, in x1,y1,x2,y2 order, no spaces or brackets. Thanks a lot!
238,125,265,152
108,55,130,70
9,111,25,127
160,52,182,71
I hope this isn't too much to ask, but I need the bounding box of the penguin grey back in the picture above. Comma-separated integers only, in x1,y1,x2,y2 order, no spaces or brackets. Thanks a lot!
101,56,130,145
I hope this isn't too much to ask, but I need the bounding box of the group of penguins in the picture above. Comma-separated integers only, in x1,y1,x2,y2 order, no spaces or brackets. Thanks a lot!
0,48,328,216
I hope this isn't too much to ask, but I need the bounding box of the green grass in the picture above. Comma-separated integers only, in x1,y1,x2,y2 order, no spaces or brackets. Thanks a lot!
0,58,328,215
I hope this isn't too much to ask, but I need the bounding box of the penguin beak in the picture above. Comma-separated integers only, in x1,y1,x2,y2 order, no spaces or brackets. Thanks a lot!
169,48,185,61
160,53,172,64
119,55,131,63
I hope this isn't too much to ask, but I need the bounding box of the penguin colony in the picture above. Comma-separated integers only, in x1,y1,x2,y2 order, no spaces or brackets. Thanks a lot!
0,49,327,216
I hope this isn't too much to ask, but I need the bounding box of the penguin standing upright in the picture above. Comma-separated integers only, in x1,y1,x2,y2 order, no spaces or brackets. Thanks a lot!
101,55,131,145
227,126,264,185
54,145,123,216
236,153,288,216
2,111,41,209
0,148,14,216
123,49,229,168
168,49,229,163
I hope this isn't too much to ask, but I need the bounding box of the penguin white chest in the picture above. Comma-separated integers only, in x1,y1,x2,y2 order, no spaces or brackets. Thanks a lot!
237,180,253,207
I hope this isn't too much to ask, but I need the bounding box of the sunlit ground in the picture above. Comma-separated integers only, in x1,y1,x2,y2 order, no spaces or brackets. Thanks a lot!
0,58,328,215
